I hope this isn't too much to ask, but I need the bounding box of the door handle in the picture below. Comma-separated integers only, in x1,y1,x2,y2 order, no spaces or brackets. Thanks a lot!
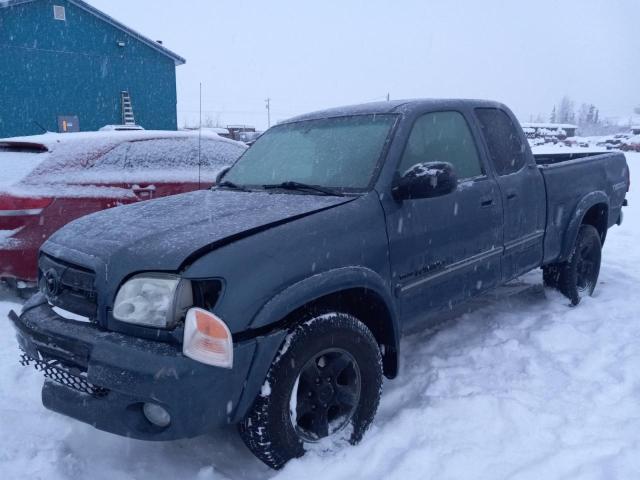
131,184,156,198
480,197,494,207
131,184,156,193
506,191,517,200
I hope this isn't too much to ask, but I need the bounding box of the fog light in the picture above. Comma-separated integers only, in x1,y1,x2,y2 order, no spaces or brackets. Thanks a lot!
143,403,171,428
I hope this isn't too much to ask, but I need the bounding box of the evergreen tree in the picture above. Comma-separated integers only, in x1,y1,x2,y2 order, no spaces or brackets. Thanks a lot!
586,104,596,124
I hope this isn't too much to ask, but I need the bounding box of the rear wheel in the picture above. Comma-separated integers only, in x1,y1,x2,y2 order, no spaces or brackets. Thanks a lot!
548,224,602,305
238,312,383,469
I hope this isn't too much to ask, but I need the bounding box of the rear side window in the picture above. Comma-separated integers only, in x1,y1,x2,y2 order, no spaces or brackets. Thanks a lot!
475,108,527,176
123,138,245,170
398,111,482,180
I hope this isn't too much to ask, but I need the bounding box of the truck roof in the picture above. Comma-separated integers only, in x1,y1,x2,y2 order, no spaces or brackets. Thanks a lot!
284,98,505,123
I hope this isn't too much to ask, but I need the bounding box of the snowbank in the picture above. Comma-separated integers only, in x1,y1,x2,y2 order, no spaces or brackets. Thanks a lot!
1,154,639,479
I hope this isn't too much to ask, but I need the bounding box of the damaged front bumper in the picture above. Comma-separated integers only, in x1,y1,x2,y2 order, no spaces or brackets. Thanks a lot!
8,294,283,441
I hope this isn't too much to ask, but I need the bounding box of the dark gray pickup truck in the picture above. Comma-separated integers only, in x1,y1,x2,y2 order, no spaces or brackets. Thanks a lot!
10,99,629,469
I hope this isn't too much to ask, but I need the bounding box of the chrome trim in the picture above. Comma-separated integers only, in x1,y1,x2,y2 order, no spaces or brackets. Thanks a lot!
0,208,43,216
503,230,544,253
399,246,503,294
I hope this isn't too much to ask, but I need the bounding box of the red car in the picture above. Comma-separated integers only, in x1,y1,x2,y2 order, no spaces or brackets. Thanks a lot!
621,135,640,152
0,130,246,291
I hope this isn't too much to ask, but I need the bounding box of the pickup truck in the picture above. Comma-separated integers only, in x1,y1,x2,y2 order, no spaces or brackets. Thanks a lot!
9,99,629,469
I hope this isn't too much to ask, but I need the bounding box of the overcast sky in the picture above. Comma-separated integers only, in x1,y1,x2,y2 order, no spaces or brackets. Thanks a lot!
88,0,640,130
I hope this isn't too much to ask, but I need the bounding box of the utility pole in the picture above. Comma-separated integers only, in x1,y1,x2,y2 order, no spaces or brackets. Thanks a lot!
198,82,202,189
265,98,271,128
386,93,390,102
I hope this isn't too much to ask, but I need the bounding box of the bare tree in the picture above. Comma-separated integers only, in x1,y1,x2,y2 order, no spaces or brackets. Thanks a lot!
556,96,575,124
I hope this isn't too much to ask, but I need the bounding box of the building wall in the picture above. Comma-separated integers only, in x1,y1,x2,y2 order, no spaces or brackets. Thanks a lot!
0,0,178,138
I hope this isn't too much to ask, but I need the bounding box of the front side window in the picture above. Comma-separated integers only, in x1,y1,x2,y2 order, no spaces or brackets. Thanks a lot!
223,114,398,191
475,108,526,176
397,111,483,180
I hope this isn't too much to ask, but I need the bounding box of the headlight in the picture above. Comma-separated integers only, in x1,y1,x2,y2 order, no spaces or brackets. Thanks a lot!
113,274,193,328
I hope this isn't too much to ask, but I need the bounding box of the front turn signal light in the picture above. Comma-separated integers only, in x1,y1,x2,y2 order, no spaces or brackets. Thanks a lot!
183,308,233,368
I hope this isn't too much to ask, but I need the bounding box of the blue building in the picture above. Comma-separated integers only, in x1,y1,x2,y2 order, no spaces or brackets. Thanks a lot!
0,0,185,138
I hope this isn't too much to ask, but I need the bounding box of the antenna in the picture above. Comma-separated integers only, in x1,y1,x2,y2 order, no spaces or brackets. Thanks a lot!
33,120,47,133
198,82,202,189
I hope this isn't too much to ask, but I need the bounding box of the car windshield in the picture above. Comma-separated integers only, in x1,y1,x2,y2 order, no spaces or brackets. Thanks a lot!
222,114,397,191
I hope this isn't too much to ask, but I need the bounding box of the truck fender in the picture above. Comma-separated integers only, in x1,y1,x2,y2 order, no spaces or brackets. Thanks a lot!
249,266,399,336
560,191,609,261
231,267,400,422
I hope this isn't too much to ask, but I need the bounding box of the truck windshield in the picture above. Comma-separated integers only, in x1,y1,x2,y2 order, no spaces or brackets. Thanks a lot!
222,114,397,192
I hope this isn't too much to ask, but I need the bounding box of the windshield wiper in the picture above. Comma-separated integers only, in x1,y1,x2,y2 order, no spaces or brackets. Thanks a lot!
216,180,252,192
262,181,344,197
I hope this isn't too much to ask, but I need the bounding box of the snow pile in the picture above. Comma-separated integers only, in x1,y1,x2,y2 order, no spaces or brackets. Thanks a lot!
0,155,639,479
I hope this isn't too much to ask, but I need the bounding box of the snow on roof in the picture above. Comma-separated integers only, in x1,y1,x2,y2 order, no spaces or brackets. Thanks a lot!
0,130,247,195
182,127,231,135
521,122,578,130
0,0,185,66
0,130,243,152
631,126,640,130
99,125,145,132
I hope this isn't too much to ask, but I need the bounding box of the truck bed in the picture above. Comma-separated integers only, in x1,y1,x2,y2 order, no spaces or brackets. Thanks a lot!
533,149,613,166
535,150,629,264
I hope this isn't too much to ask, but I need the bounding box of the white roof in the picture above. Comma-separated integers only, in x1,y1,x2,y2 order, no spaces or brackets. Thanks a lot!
521,122,578,130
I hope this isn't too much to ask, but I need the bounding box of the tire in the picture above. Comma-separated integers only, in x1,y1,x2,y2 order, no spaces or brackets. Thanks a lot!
238,312,383,469
554,224,602,305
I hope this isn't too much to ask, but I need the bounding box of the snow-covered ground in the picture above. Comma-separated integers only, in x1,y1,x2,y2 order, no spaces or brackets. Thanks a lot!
1,153,639,480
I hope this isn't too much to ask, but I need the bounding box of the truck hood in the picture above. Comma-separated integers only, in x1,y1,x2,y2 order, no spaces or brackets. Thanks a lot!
43,189,354,281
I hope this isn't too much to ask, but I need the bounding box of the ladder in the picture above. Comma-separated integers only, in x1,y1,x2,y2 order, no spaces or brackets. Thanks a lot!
121,91,135,125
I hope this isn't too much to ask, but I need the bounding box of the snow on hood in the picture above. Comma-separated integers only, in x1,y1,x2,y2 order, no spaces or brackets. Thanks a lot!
43,189,354,282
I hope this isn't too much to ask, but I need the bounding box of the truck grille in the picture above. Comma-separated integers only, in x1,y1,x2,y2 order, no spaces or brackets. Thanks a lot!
19,349,108,398
39,254,97,319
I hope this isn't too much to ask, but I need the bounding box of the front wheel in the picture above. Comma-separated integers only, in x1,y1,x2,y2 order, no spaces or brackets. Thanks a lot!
238,312,383,469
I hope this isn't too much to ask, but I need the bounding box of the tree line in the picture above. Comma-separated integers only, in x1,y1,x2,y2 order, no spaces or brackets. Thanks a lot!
528,96,638,136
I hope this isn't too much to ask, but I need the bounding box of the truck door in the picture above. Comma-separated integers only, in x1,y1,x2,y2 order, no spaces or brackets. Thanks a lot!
474,108,546,281
383,110,503,324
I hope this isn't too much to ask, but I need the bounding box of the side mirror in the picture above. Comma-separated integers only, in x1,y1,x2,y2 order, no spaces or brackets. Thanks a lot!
215,167,231,185
392,162,458,200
